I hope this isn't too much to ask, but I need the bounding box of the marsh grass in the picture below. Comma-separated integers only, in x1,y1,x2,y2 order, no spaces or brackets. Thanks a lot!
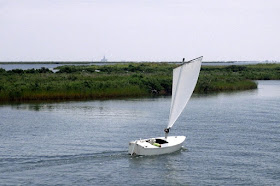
0,63,279,102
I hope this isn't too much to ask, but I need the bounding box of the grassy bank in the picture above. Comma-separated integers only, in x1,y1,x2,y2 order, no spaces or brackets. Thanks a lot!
0,63,279,102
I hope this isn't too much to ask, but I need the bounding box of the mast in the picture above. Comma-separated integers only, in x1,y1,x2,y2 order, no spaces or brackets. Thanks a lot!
165,58,185,138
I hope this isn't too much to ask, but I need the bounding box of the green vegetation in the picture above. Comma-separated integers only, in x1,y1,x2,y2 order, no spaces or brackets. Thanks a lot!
196,64,280,92
0,63,280,102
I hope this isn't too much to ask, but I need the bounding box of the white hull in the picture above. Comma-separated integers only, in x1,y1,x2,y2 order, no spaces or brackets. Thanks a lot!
128,136,186,156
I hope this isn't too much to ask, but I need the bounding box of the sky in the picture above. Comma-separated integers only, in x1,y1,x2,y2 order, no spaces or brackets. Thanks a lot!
0,0,279,62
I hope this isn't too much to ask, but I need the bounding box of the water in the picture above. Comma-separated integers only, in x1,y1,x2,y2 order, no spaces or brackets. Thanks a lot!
0,63,90,71
0,81,279,185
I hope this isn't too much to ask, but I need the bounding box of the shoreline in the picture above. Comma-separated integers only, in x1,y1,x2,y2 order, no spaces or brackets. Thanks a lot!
1,61,278,65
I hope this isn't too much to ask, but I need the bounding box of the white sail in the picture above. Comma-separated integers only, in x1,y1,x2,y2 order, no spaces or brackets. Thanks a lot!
167,56,203,129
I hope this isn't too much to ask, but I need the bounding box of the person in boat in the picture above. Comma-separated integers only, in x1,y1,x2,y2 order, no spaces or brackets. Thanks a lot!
149,138,161,147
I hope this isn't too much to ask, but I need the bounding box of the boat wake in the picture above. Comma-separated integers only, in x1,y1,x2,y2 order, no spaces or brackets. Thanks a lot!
181,146,188,151
0,150,128,173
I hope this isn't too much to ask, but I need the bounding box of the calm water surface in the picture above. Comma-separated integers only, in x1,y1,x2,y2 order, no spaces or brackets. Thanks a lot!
0,63,90,71
0,81,279,185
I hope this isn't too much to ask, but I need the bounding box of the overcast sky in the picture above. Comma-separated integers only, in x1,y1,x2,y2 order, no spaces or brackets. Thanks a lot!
0,0,279,62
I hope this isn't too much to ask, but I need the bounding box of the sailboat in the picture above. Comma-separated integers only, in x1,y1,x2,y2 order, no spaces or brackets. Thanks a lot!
128,56,203,156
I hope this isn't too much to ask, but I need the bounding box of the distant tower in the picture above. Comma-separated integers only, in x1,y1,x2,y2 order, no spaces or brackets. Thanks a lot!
101,56,108,62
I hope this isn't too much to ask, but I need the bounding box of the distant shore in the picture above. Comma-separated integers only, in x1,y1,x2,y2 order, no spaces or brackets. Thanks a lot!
0,60,278,65
0,63,279,103
0,61,92,64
